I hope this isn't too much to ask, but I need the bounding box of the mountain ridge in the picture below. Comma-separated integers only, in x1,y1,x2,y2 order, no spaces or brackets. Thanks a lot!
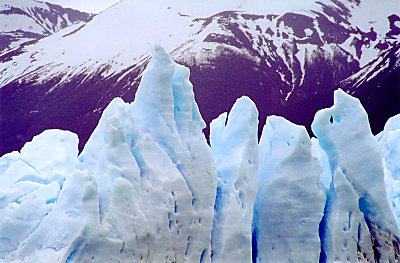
0,0,398,156
0,0,93,55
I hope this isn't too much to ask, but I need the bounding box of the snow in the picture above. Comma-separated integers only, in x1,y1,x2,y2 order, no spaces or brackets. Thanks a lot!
365,56,390,82
128,0,320,19
1,0,396,97
210,96,259,263
1,45,400,262
0,0,199,86
1,0,47,10
0,0,90,54
350,0,397,37
339,35,359,62
0,14,45,35
0,0,81,34
294,45,307,86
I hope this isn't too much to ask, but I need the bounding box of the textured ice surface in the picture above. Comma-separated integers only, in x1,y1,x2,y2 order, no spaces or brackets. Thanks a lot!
79,43,218,263
210,96,259,263
1,46,400,262
377,114,400,228
312,89,400,262
0,130,79,260
311,138,331,190
254,116,325,263
0,45,218,262
321,168,375,262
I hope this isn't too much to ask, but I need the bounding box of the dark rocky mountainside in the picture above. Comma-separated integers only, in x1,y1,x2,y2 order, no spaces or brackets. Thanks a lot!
0,0,398,155
0,0,92,54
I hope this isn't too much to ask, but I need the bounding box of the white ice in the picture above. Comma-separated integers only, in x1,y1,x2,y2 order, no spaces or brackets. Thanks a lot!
210,96,259,263
254,116,325,263
377,114,400,228
312,89,400,262
1,46,400,263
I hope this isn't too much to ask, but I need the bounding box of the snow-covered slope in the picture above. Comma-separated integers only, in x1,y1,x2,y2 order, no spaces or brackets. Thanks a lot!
0,45,399,263
0,0,398,157
0,0,92,55
1,0,396,88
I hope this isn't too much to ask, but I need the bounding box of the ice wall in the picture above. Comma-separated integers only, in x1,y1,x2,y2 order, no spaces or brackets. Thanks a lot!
0,130,79,260
209,96,259,263
377,115,400,229
254,116,325,263
78,44,218,263
312,89,400,262
0,45,218,262
0,46,400,263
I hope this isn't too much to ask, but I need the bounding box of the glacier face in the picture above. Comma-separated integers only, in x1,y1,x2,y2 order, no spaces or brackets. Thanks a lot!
77,44,218,263
312,90,400,262
377,115,400,230
210,96,259,263
0,46,400,262
254,116,326,263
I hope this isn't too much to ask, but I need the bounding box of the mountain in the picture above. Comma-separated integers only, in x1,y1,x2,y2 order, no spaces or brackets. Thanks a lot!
0,0,92,55
0,45,399,262
343,42,400,133
0,0,399,156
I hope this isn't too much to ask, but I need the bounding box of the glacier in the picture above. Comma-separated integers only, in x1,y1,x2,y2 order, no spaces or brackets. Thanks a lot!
0,45,399,262
210,96,259,263
312,90,400,262
254,116,325,263
377,115,400,230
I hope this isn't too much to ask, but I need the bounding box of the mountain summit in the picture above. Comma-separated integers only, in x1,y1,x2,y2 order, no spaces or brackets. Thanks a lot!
0,0,92,55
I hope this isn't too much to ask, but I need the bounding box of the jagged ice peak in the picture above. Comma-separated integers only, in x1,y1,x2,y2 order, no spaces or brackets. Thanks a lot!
0,44,399,262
